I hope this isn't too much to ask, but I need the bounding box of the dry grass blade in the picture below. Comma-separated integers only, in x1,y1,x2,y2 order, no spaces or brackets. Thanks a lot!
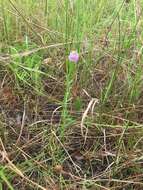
16,103,26,145
94,178,143,186
81,98,99,138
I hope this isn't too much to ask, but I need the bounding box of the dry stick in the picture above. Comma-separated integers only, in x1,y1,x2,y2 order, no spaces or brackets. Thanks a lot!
81,99,94,137
0,138,49,190
16,103,26,145
93,178,143,186
103,129,110,168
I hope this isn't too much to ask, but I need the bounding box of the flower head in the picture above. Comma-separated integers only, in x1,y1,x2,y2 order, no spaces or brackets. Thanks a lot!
68,51,79,63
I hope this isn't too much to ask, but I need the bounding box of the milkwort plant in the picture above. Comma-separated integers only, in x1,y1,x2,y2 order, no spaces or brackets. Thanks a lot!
60,51,79,138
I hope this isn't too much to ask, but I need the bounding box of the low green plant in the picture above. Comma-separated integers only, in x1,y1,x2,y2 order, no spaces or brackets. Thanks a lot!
0,167,14,190
7,39,43,93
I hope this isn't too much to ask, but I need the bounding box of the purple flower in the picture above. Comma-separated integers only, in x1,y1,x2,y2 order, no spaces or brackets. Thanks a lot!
68,51,79,63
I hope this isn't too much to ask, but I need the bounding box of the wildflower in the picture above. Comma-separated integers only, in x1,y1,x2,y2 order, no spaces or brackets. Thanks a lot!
68,51,79,63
